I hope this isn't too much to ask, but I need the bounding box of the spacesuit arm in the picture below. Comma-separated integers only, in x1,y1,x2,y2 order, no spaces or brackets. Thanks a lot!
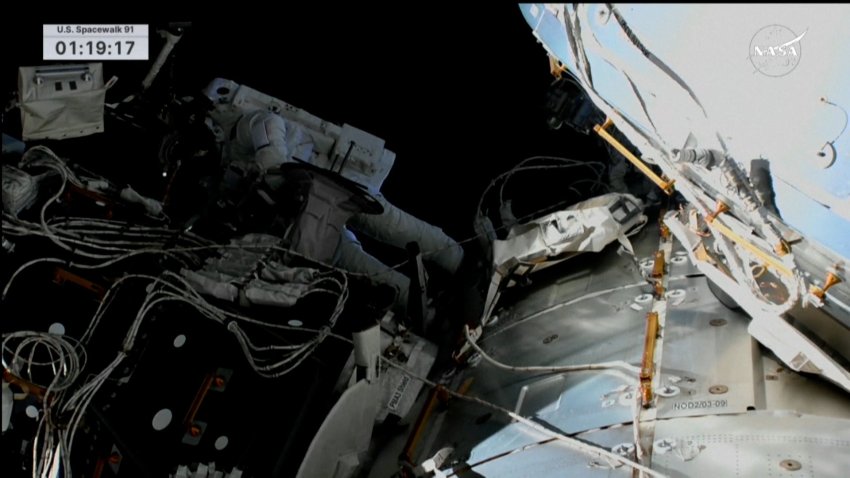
239,110,293,171
230,110,317,173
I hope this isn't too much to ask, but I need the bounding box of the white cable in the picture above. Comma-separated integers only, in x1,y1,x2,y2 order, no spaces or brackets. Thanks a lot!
3,215,199,264
463,325,640,375
1,331,85,393
497,156,607,205
1,331,85,477
476,159,607,217
2,258,66,300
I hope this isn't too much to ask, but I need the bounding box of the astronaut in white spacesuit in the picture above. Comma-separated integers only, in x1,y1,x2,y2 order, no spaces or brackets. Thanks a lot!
215,107,464,315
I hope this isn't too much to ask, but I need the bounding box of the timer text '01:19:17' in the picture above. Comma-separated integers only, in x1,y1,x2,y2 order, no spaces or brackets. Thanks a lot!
54,40,135,56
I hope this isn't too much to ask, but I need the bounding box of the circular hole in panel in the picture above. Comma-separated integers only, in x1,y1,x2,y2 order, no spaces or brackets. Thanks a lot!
152,409,173,431
657,385,681,397
173,334,187,348
709,384,729,395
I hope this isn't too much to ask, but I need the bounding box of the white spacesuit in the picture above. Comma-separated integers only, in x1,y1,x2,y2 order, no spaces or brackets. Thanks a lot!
216,107,464,314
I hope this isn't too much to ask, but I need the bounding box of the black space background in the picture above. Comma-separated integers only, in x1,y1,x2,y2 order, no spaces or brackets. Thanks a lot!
3,5,606,240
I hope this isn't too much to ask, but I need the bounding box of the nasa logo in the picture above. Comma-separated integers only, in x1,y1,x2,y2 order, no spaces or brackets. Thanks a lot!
749,24,807,77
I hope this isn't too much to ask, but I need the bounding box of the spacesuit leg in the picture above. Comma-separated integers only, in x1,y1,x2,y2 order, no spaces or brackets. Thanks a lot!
335,228,410,314
348,193,464,274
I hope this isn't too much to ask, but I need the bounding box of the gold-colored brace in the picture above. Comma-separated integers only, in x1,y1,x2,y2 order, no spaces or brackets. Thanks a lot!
659,221,671,240
703,201,793,277
593,118,675,195
810,271,843,300
640,312,659,407
706,201,729,223
651,250,666,279
548,54,567,78
774,240,791,256
708,218,794,278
